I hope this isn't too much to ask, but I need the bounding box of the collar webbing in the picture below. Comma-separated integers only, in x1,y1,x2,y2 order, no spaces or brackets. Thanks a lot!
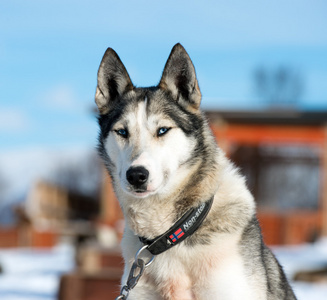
139,196,214,255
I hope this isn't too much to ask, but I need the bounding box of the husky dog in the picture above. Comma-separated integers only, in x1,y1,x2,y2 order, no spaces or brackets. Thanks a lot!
95,44,297,300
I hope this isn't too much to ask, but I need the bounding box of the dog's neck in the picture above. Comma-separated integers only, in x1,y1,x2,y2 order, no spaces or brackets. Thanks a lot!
139,196,214,255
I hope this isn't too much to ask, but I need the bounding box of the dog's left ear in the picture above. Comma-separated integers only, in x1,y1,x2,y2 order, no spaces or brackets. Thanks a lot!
159,43,201,111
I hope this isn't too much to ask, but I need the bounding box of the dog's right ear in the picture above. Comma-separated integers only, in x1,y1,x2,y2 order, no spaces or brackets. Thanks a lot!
95,48,134,114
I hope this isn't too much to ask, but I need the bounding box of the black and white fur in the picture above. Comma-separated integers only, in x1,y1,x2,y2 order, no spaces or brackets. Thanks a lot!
95,43,297,300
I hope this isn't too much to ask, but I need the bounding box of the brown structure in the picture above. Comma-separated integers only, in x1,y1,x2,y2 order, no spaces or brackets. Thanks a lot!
59,243,124,300
0,182,65,248
59,269,122,300
100,171,123,228
0,180,99,248
207,109,327,244
0,225,58,248
26,181,69,230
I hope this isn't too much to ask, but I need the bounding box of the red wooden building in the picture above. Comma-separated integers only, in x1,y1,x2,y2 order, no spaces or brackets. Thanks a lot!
207,109,327,244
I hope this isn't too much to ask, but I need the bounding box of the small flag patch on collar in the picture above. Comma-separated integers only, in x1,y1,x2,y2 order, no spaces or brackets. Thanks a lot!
169,228,184,243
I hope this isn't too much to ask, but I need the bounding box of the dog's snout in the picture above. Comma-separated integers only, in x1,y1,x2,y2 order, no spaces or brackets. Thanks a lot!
126,166,149,188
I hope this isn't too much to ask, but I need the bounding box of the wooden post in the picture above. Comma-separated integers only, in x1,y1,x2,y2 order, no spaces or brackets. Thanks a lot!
322,125,327,236
100,169,123,227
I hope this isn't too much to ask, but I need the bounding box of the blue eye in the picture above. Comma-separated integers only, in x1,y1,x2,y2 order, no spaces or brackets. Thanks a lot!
157,127,170,137
116,128,128,138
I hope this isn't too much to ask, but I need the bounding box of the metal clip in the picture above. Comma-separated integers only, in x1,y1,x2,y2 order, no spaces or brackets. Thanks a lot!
115,294,126,300
114,245,155,300
127,259,145,290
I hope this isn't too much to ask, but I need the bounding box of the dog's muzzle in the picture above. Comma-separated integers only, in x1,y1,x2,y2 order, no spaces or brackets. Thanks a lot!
126,166,149,190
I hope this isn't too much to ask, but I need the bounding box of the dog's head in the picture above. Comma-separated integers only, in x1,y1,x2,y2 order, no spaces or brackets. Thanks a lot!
96,44,207,200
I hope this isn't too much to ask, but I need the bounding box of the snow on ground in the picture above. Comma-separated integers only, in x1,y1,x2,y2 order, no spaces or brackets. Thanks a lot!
292,282,327,300
0,240,326,299
0,244,75,300
273,238,327,300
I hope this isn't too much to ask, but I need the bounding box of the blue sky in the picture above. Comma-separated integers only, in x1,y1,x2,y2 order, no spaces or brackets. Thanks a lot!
1,0,327,150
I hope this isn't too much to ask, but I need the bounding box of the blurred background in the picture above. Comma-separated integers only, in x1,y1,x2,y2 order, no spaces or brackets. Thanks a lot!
1,1,327,299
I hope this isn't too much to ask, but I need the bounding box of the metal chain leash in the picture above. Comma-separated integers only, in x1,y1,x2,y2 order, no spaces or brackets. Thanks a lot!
115,245,155,300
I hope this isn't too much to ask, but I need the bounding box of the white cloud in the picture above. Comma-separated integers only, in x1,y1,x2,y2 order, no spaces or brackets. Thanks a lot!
40,84,80,111
0,109,33,133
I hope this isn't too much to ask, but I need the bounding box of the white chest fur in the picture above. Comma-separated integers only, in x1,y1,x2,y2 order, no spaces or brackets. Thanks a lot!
123,230,265,300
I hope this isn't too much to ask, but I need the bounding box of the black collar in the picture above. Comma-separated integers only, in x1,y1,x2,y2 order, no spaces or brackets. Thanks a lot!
139,196,214,255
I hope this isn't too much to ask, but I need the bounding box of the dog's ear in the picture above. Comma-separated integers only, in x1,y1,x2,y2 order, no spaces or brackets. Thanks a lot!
95,48,134,114
159,43,201,111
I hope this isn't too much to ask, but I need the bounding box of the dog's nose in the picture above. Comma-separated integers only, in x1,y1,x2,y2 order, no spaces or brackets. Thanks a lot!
126,166,149,187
